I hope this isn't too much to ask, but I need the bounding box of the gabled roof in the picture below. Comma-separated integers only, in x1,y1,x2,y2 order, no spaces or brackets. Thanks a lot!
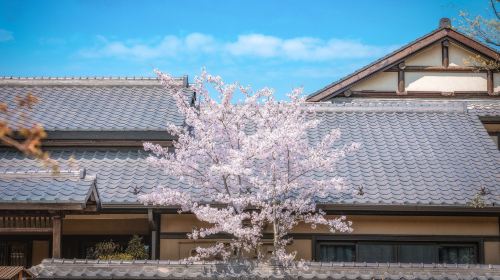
0,169,100,211
0,77,194,140
0,100,498,211
307,21,500,102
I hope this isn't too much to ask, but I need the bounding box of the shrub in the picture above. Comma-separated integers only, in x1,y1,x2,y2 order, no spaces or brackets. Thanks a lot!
125,235,149,260
90,235,148,260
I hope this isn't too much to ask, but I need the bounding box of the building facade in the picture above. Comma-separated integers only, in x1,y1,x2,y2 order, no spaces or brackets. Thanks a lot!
0,19,499,273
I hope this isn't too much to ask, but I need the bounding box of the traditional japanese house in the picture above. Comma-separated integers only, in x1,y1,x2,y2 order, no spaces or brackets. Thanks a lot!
0,18,499,279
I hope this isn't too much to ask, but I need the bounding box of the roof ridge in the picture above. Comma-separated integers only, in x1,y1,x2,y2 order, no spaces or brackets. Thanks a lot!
303,99,473,113
0,169,86,180
0,75,190,87
1,76,160,80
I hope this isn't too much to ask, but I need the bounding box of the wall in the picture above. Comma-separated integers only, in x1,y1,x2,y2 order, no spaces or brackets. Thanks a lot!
494,73,500,93
405,72,487,92
160,214,500,263
485,241,500,264
350,72,397,92
405,43,442,66
346,41,494,95
63,214,149,235
449,43,478,67
32,240,49,265
161,214,498,236
159,238,312,261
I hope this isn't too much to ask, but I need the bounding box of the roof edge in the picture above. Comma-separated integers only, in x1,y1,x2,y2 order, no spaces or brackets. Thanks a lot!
100,203,500,215
0,76,190,87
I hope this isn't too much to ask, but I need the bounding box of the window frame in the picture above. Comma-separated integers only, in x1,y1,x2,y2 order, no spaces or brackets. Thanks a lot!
314,236,482,264
437,243,479,264
487,131,500,150
480,118,500,150
317,242,357,262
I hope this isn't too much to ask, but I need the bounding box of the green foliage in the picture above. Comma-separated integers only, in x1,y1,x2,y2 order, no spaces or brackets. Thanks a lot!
90,235,148,260
125,235,149,260
98,253,134,260
91,240,121,259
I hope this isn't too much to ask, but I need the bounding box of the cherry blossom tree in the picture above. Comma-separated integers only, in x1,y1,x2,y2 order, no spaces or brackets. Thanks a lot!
140,70,359,264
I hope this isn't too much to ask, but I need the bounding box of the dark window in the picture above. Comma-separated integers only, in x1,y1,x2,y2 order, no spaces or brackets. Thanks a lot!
319,244,355,262
0,241,29,266
316,241,478,264
438,245,476,264
489,133,499,150
399,244,436,263
481,120,500,150
358,244,396,262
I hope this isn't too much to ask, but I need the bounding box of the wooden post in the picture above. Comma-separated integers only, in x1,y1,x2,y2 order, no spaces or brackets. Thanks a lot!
52,215,62,258
397,62,406,94
487,70,493,95
148,209,159,260
442,40,449,68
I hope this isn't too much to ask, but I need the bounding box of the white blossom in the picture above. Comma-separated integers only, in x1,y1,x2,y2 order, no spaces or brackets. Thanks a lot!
139,69,359,264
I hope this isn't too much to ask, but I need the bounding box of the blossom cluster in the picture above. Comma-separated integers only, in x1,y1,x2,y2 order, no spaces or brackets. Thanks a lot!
139,69,359,264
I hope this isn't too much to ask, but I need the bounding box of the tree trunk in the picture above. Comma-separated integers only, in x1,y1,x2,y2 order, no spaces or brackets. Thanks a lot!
273,220,279,255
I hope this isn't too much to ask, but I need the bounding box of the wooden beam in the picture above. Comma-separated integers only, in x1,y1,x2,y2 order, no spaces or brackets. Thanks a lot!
345,90,492,98
446,30,500,60
0,227,52,234
487,70,494,95
397,62,406,94
52,215,62,258
385,66,490,72
442,39,449,67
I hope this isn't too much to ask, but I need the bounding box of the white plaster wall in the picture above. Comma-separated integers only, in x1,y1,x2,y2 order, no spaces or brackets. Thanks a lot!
494,73,500,93
405,43,442,66
350,72,397,91
449,43,480,67
405,72,487,92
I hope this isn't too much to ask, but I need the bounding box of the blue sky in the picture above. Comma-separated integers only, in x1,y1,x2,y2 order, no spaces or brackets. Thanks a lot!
0,0,493,98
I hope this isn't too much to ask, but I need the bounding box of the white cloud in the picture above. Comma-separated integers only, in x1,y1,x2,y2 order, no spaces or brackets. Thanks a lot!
79,32,396,62
80,36,181,59
226,34,282,57
185,33,217,52
0,29,13,42
228,35,396,61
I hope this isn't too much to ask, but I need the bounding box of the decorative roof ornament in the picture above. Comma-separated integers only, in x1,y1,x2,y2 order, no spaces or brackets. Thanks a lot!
439,17,452,29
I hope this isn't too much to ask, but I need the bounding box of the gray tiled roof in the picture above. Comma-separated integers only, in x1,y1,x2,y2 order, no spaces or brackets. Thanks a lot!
30,259,500,280
308,110,499,206
0,149,181,206
466,100,500,116
0,102,498,208
0,172,97,206
0,78,193,131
